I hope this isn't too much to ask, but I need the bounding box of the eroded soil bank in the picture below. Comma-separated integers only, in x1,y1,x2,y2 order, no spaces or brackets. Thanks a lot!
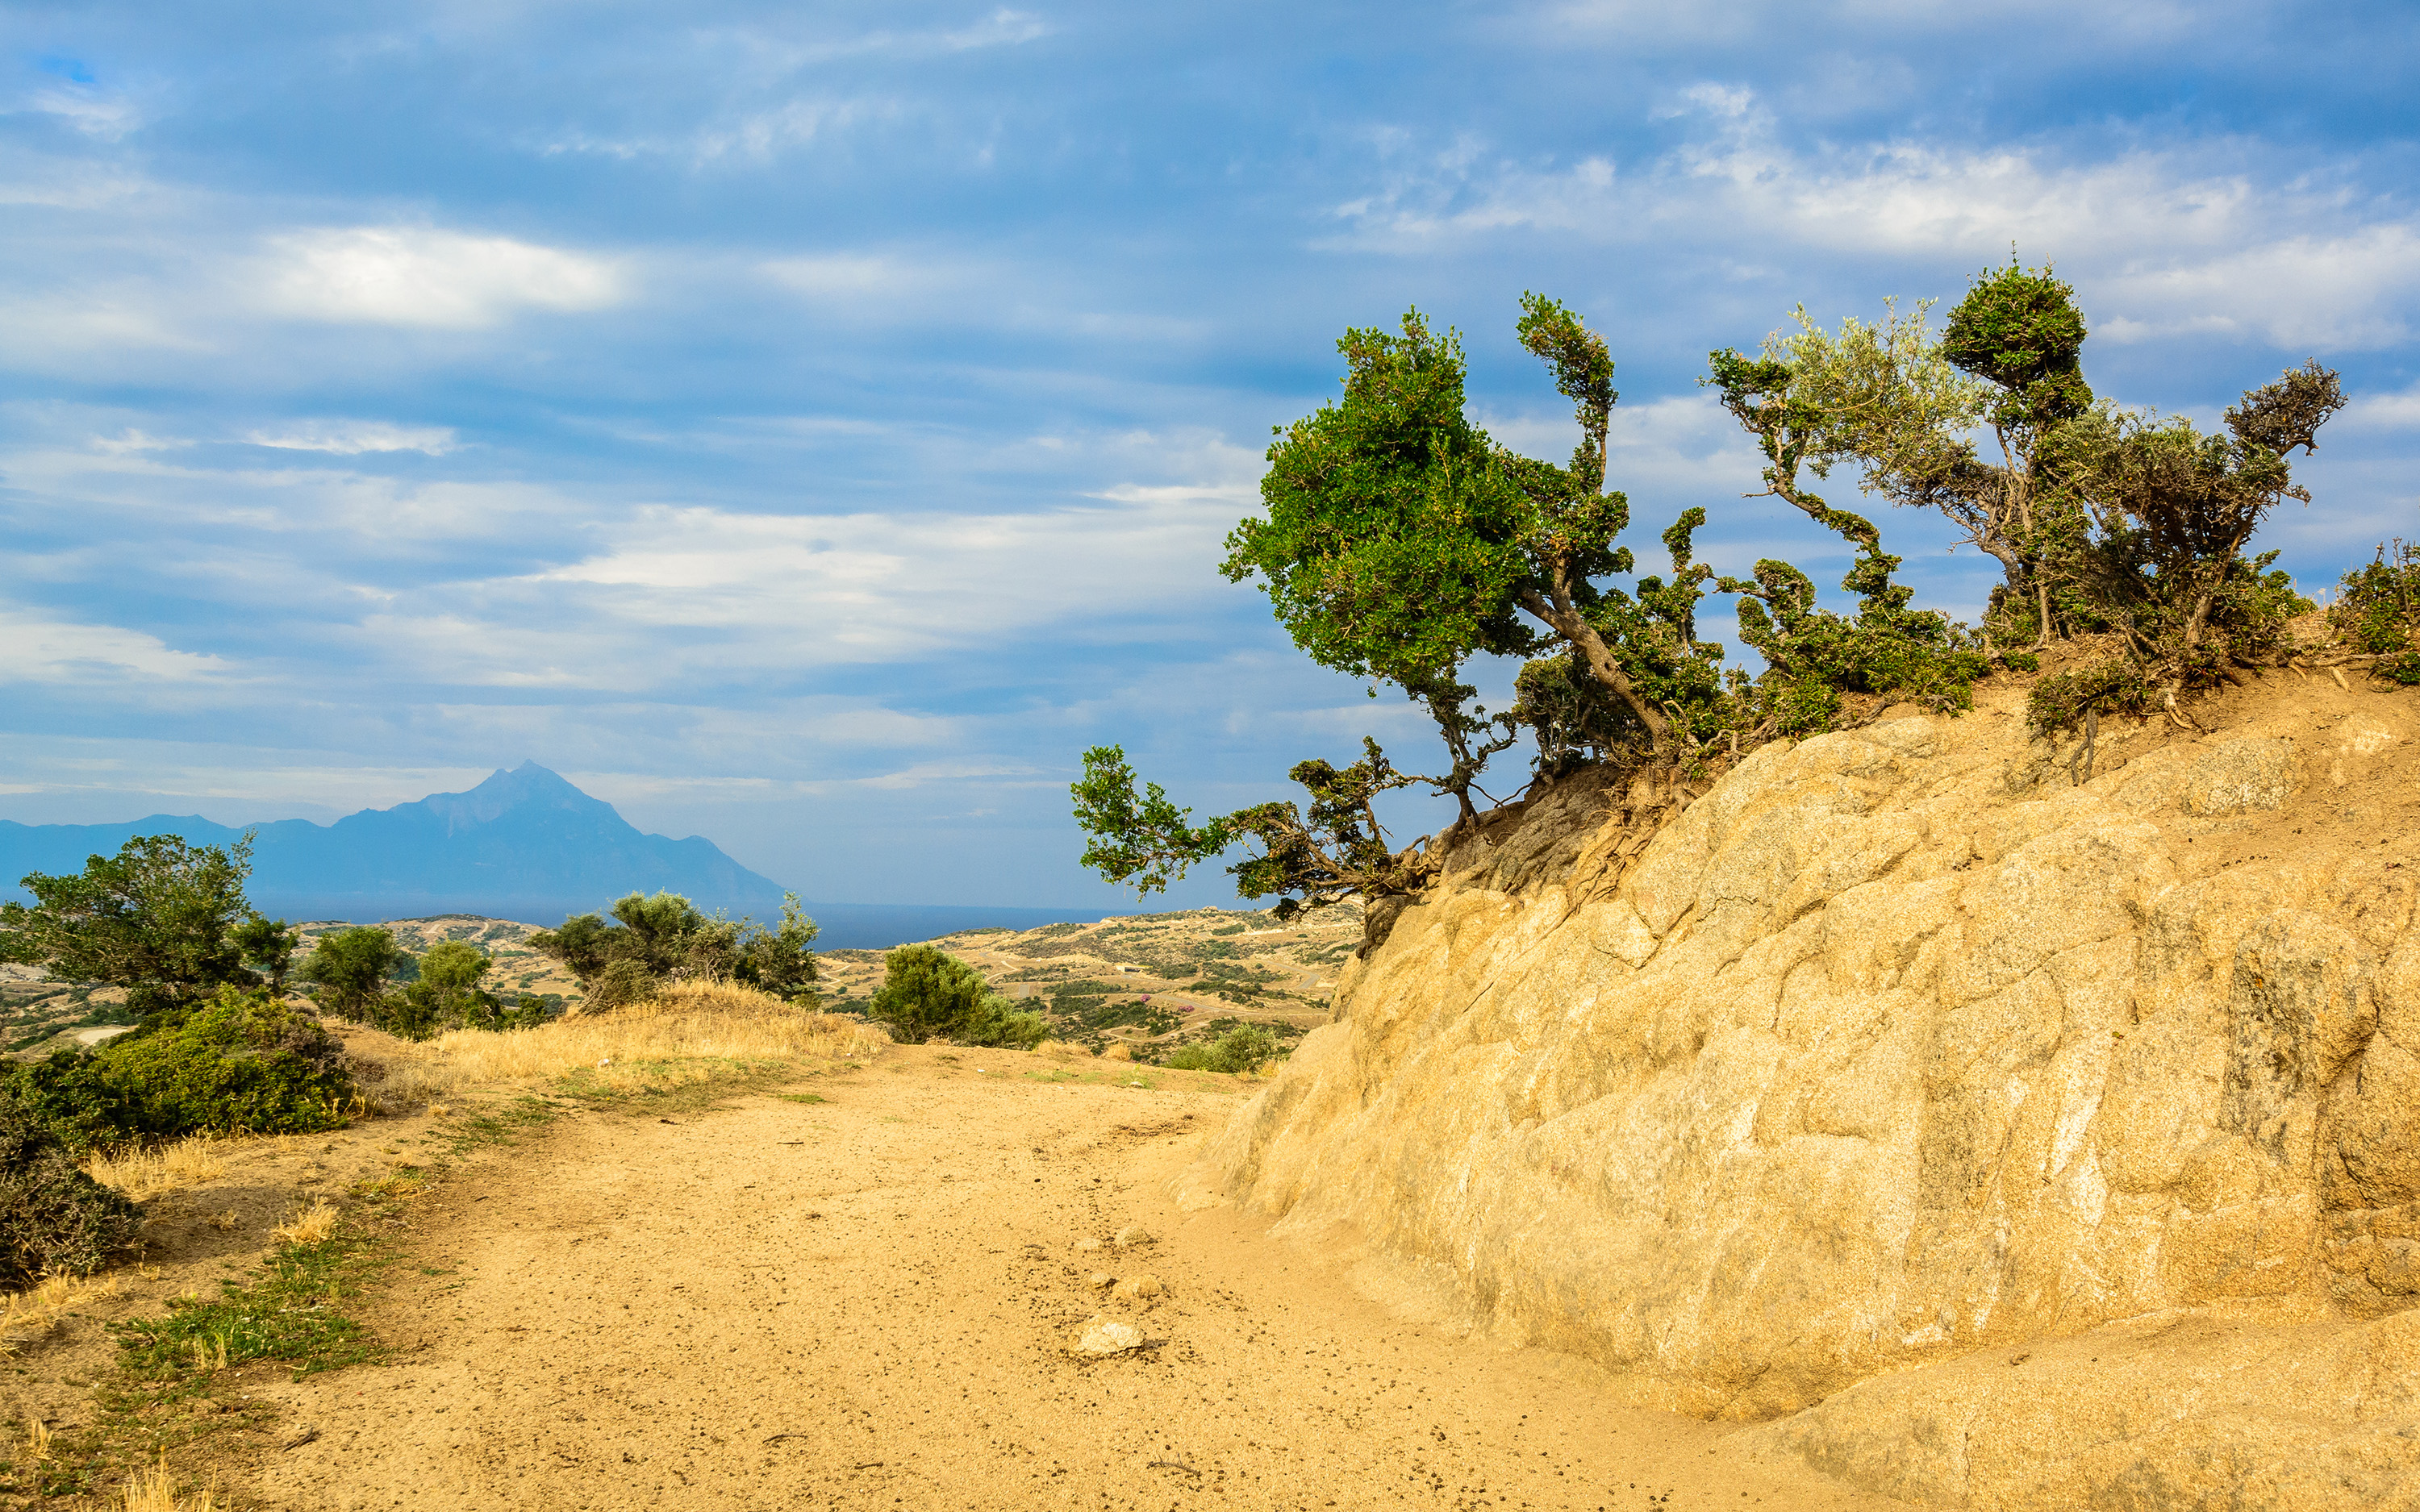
240,1046,1902,1511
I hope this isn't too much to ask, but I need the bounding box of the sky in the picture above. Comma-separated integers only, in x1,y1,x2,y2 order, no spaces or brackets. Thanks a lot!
2,1,2418,910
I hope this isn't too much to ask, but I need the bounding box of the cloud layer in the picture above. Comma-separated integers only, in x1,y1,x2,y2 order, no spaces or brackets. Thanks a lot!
0,0,2414,905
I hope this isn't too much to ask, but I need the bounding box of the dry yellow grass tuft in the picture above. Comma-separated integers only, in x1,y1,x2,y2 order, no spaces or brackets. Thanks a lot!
118,1454,218,1512
272,1199,340,1246
371,981,883,1109
1,1272,123,1351
83,1135,228,1200
23,1417,50,1463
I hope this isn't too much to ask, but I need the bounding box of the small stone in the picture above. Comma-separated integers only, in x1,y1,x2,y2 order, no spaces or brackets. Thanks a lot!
1113,1273,1164,1301
1112,1226,1154,1248
1073,1237,1106,1253
1073,1316,1145,1357
1087,1272,1116,1289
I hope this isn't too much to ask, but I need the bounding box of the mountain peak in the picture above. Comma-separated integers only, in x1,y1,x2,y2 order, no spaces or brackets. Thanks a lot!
413,762,617,833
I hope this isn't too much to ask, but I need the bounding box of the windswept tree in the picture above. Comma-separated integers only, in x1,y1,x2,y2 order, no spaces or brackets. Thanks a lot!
0,835,265,1022
1087,295,1753,926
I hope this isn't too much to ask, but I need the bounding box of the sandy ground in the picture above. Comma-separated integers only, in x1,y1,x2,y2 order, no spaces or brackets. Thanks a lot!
231,1045,1908,1512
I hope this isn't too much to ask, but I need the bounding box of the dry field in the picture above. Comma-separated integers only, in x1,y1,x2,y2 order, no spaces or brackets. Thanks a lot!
818,905,1364,1060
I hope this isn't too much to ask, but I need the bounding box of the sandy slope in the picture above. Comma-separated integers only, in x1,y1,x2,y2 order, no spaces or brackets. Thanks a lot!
243,1045,1906,1512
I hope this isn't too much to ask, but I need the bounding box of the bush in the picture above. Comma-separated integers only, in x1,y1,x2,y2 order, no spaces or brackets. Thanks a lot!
869,945,1047,1049
1162,1024,1279,1074
10,987,355,1152
0,1087,138,1285
531,891,820,1010
298,926,404,1022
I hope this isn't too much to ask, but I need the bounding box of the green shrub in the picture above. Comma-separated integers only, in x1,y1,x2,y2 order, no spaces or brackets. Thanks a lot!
869,945,1047,1048
10,987,355,1152
0,1087,138,1285
1162,1024,1279,1074
298,926,404,1021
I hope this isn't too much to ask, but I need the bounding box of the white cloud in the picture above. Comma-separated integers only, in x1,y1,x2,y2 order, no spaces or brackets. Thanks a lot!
20,86,144,141
760,254,931,299
1480,393,1759,498
2339,383,2420,433
245,420,459,456
0,607,232,684
261,227,625,329
1328,90,2420,352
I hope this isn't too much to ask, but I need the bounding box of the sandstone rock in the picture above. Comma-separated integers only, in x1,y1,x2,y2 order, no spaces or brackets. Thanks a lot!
1072,1237,1106,1253
1112,1226,1153,1248
2180,735,2294,815
1072,1316,1145,1357
1087,1271,1116,1289
1187,695,2420,1511
1112,1273,1163,1301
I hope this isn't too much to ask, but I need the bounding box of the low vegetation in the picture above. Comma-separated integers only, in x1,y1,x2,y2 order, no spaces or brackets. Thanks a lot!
369,979,876,1112
1161,1024,1279,1074
867,945,1047,1048
1074,260,2353,935
0,1086,139,1286
10,988,355,1153
528,890,820,1013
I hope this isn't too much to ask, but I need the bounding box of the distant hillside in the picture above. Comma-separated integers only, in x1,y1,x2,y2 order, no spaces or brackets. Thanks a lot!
0,762,787,926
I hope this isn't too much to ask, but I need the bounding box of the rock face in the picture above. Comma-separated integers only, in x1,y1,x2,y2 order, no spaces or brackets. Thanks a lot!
1185,685,2420,1510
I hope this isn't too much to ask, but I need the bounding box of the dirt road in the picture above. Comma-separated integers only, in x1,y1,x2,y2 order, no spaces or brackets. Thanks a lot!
248,1047,1905,1511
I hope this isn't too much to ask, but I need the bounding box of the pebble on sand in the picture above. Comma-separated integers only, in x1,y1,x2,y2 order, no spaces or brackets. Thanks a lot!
1113,1273,1163,1301
1074,1316,1146,1357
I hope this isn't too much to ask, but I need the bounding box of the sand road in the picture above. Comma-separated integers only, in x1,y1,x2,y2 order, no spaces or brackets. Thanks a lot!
248,1047,1905,1512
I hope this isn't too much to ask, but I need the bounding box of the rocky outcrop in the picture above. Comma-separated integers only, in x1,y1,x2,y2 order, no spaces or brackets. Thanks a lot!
1183,682,2420,1510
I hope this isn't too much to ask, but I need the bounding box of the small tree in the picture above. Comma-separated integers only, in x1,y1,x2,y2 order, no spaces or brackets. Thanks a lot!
234,916,303,997
0,834,262,1023
298,926,404,1023
530,891,820,1010
868,945,1045,1048
1704,346,1991,733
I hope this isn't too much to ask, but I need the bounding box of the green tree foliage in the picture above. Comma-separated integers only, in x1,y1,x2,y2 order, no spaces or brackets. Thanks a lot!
298,927,405,1023
529,891,820,1011
1162,1023,1279,1074
9,987,353,1152
376,940,551,1039
0,1086,139,1285
0,835,264,1021
1704,347,1991,734
1100,295,1768,920
1728,263,2343,730
1076,272,2351,924
2333,539,2420,684
866,944,1046,1048
233,915,303,997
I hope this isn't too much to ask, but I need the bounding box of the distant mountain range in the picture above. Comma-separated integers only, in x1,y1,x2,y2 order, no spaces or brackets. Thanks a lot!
0,762,1115,948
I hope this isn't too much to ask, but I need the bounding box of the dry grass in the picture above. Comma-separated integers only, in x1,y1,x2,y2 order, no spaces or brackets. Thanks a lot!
83,1136,229,1200
117,1454,217,1512
272,1200,340,1246
367,981,885,1110
2,1272,123,1351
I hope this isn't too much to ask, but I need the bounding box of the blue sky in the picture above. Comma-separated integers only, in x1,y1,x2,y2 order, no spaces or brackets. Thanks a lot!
2,1,2418,909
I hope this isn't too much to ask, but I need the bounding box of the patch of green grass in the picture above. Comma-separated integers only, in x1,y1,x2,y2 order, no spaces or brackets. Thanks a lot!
112,1232,386,1385
442,1094,565,1154
776,1093,828,1104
